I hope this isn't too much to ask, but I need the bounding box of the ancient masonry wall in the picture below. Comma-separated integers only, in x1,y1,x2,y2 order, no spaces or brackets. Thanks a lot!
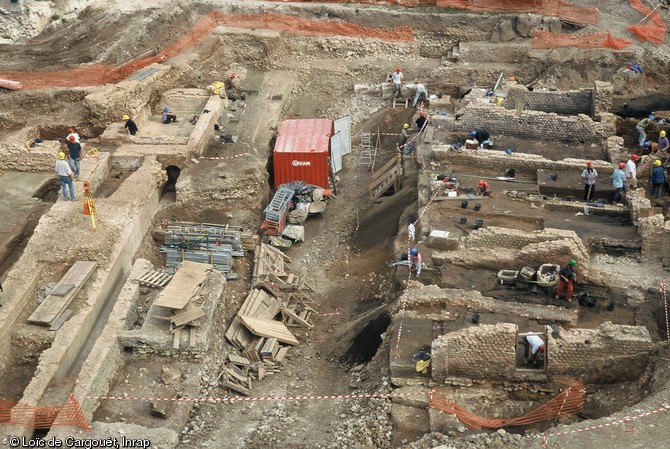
431,322,654,382
443,103,616,143
547,322,653,375
504,84,592,116
430,146,612,178
463,227,589,268
432,323,517,382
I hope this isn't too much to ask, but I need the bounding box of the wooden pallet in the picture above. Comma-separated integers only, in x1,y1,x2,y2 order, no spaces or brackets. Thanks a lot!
28,261,97,326
136,269,173,288
153,261,211,310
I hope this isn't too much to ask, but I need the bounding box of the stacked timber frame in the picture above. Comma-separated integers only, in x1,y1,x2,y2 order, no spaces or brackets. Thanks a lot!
223,243,316,395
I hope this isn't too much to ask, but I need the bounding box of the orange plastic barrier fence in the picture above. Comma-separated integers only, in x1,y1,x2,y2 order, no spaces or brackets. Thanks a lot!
0,394,91,430
429,381,585,430
532,30,632,50
627,0,666,44
0,12,413,91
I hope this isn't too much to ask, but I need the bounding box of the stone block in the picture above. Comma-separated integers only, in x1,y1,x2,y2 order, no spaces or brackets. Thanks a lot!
392,403,429,446
429,230,459,251
429,406,461,434
515,14,541,38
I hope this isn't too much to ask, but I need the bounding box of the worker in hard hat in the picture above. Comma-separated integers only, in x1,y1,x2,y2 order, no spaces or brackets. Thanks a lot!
612,162,626,203
415,111,427,131
654,130,669,154
66,135,82,180
477,180,492,197
391,67,403,100
65,127,80,143
581,161,598,202
411,81,428,108
650,159,666,199
470,129,492,149
409,248,422,277
523,334,545,366
55,151,76,201
207,81,226,99
636,113,655,147
625,154,639,189
400,123,410,147
123,115,138,136
555,259,577,302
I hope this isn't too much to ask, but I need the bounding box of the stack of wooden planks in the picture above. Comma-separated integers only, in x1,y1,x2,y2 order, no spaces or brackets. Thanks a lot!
28,261,97,327
152,261,212,350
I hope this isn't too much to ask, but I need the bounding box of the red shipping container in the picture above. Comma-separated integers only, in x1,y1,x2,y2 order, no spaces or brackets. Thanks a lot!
273,119,333,189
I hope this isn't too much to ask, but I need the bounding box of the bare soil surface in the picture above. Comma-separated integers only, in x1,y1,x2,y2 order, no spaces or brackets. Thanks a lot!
1,1,669,449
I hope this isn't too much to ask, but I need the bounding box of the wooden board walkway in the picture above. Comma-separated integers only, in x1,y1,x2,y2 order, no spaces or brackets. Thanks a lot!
28,261,97,326
153,261,212,310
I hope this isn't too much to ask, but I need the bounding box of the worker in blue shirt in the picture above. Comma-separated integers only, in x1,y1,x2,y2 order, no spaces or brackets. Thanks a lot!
612,162,626,203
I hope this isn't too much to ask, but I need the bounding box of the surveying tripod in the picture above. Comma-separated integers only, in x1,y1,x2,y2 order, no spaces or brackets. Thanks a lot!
82,181,98,231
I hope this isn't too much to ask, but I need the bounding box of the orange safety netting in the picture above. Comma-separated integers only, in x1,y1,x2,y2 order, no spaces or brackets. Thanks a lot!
532,29,632,50
0,12,413,91
429,381,585,430
435,0,599,26
0,394,91,430
627,0,666,44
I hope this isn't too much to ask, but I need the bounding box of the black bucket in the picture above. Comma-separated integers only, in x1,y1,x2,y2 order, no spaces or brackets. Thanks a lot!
473,219,484,230
459,217,467,225
461,200,468,209
474,203,481,212
472,313,480,324
607,300,616,311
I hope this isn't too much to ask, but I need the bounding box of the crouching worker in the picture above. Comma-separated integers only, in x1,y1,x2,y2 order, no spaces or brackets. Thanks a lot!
555,259,577,302
523,334,545,366
409,248,422,277
161,106,177,124
477,180,492,197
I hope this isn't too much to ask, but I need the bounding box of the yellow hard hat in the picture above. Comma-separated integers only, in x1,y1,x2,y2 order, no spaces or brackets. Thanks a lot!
58,152,65,160
661,130,666,137
122,115,130,120
403,123,410,129
654,159,662,166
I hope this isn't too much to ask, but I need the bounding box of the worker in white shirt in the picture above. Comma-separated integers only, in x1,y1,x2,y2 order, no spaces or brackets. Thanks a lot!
391,67,403,99
55,152,76,201
625,154,639,189
412,81,428,108
523,334,545,366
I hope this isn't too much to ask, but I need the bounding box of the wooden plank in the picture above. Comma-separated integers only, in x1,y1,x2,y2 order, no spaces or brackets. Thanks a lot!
49,309,72,331
189,327,197,347
224,379,251,396
238,315,299,346
154,261,212,309
173,328,181,349
275,346,289,364
281,306,313,328
28,261,97,326
171,307,205,327
228,353,251,367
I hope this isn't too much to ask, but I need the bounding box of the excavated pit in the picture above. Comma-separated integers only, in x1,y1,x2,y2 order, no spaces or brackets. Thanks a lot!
0,3,669,449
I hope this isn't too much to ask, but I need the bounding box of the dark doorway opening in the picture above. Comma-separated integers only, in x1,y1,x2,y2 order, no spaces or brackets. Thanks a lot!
343,312,391,364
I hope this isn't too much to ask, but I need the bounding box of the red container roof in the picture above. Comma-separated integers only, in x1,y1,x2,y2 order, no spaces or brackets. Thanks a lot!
274,119,333,154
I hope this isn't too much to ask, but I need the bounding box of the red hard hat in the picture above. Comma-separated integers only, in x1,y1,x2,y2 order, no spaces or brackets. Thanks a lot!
539,344,545,353
586,161,593,166
478,180,485,187
69,136,75,142
420,111,425,117
618,162,626,168
632,154,640,161
396,68,401,73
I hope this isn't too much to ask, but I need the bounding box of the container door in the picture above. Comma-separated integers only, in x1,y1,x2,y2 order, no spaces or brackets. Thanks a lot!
334,116,351,155
330,132,343,174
